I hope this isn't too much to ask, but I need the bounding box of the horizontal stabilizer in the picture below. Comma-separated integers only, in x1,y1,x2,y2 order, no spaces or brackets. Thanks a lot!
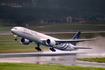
73,47,92,49
55,38,98,43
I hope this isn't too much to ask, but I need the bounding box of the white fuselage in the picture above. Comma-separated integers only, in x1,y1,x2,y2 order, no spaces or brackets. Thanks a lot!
11,27,76,51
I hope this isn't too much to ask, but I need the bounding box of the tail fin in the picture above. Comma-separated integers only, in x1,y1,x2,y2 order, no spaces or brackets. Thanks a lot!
71,31,81,46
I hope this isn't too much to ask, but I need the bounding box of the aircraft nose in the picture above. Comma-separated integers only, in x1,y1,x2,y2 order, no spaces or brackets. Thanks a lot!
11,28,16,34
11,28,14,33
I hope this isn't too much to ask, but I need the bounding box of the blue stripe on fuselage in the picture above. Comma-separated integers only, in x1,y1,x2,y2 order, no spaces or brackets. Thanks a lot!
61,43,64,46
60,43,67,49
63,44,71,50
60,43,71,50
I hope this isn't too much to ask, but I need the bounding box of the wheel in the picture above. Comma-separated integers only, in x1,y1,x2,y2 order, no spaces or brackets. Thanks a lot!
39,48,41,51
50,48,56,52
35,47,41,51
15,38,17,41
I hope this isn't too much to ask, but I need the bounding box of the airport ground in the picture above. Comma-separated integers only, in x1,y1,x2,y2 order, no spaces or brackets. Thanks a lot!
0,52,105,69
0,63,105,70
0,24,105,69
0,24,105,32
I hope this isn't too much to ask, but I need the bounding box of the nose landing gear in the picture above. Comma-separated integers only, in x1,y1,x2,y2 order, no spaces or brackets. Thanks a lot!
15,38,17,41
14,34,17,41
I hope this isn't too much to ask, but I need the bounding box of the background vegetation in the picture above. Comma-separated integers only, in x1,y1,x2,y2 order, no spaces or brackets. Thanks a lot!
0,0,105,26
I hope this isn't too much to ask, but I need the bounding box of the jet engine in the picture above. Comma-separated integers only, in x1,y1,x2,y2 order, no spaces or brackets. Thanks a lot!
20,38,30,45
46,39,56,46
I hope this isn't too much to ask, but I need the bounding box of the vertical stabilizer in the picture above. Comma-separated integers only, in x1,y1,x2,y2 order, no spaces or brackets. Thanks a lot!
71,31,81,46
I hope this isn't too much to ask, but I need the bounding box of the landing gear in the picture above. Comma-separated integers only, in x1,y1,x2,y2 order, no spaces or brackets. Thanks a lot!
15,38,17,41
35,47,41,51
50,48,56,52
35,44,41,51
14,34,17,41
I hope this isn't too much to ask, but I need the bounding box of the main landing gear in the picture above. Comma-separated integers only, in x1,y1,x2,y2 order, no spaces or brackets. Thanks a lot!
35,44,41,51
35,44,55,52
50,48,56,52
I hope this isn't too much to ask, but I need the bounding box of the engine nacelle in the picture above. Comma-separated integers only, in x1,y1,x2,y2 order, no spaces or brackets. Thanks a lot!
46,39,56,46
20,38,30,45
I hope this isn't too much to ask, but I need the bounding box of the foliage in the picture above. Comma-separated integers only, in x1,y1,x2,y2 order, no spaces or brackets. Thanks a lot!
77,58,105,63
0,63,105,70
0,0,105,26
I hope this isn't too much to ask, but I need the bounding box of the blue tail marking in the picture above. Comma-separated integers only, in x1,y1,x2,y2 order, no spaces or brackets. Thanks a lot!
71,31,81,46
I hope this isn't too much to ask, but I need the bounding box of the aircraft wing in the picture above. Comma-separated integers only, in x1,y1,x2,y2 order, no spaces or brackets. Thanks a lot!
55,38,98,43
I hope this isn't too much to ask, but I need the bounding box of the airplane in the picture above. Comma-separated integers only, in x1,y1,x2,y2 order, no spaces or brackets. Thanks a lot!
11,26,97,52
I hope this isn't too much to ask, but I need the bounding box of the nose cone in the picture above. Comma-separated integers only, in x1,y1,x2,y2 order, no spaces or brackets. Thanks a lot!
11,28,17,34
11,28,15,33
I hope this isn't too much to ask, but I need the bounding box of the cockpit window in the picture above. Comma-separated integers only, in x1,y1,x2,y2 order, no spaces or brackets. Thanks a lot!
13,28,17,30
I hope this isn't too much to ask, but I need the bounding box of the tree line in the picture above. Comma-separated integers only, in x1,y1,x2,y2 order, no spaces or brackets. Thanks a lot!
0,0,105,26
